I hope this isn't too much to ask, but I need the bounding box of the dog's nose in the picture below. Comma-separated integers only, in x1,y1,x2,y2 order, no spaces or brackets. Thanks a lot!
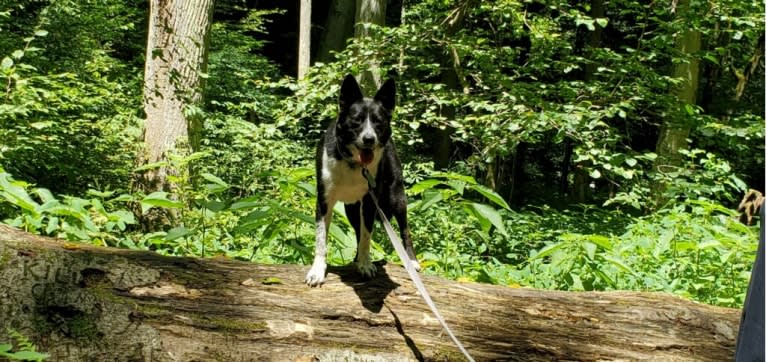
362,135,376,146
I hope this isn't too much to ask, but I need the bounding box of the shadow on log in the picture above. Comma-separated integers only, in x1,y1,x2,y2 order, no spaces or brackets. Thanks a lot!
0,224,740,361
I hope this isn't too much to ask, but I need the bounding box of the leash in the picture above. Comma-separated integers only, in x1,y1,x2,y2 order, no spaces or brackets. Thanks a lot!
362,168,474,362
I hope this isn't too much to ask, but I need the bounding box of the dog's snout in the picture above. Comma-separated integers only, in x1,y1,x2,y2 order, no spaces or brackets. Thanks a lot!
362,134,376,146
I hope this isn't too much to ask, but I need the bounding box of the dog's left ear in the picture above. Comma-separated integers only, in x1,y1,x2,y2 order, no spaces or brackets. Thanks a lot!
374,78,396,111
339,74,364,111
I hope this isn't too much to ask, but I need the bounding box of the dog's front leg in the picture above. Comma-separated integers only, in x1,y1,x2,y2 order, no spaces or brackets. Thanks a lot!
306,205,333,287
355,198,377,277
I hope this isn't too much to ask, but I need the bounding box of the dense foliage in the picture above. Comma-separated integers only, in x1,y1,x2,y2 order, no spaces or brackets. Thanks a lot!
0,0,762,309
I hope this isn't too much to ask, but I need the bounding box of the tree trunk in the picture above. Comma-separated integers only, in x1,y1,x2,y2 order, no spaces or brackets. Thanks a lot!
0,224,741,361
136,0,215,228
570,0,604,204
317,0,355,63
651,2,701,207
355,0,386,93
298,0,312,79
427,0,479,170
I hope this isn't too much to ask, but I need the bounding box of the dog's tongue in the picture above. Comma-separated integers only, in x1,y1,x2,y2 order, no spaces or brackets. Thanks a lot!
360,149,374,165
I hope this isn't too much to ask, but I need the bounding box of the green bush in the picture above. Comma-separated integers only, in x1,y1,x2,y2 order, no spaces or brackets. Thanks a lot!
516,199,757,307
0,167,136,245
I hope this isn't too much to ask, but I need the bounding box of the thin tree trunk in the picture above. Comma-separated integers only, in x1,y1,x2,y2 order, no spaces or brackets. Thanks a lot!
0,224,742,361
570,0,604,204
560,139,573,197
652,5,701,206
428,0,478,171
136,0,215,229
317,0,355,63
298,0,311,79
355,0,386,93
432,68,457,170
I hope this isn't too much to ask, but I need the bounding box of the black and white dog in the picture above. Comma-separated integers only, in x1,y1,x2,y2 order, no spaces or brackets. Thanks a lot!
305,74,420,287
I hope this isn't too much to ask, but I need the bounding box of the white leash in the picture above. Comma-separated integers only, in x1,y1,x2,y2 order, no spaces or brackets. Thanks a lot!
363,168,474,362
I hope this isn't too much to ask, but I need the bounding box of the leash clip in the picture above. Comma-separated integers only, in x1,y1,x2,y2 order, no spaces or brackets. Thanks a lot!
362,167,376,189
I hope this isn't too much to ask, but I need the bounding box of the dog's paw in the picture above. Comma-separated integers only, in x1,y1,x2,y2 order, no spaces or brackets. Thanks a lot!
305,263,327,287
355,259,377,278
408,258,422,272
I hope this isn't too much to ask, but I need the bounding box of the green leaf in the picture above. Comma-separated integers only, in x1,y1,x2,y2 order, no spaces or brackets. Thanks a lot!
110,194,134,202
625,158,637,167
0,177,40,214
87,190,115,198
445,180,466,195
45,217,59,234
200,173,228,187
230,200,260,210
729,175,747,191
202,200,227,212
603,255,636,275
329,223,353,246
470,184,511,210
1,57,13,70
34,29,49,37
0,343,12,352
408,179,443,195
576,18,596,31
589,169,601,179
698,240,721,249
703,53,719,64
11,50,23,59
584,234,612,250
594,269,615,287
165,226,193,241
431,171,477,184
261,277,282,285
34,188,56,203
530,241,567,261
470,202,508,237
583,242,597,260
417,189,443,211
684,103,695,115
141,192,183,214
569,273,584,290
9,350,50,360
595,18,608,28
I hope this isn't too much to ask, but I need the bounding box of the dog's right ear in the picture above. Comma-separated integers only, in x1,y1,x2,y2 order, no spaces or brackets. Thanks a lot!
339,74,363,110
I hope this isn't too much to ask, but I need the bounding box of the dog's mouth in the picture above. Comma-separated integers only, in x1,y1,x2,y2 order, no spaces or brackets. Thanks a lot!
359,148,374,165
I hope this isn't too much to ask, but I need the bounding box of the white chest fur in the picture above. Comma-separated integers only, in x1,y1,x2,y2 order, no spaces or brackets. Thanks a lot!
321,148,381,204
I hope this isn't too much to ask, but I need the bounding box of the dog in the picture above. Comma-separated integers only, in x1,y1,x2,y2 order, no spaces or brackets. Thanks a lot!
305,74,420,287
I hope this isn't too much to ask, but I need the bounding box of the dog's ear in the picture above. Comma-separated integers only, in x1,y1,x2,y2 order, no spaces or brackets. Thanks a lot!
339,74,363,110
374,78,396,111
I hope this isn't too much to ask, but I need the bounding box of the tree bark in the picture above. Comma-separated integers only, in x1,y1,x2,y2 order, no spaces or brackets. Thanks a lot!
0,225,741,361
317,0,355,63
569,0,605,204
651,1,701,207
355,0,386,93
298,0,312,79
136,0,215,228
427,0,479,171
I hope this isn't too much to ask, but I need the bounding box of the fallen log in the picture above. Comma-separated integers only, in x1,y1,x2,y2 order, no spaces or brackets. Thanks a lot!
0,224,741,361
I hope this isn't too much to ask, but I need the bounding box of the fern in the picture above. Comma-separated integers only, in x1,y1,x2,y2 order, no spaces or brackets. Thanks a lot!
0,329,49,361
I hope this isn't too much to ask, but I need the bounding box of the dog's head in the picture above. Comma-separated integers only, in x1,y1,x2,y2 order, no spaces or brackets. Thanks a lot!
335,74,395,166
